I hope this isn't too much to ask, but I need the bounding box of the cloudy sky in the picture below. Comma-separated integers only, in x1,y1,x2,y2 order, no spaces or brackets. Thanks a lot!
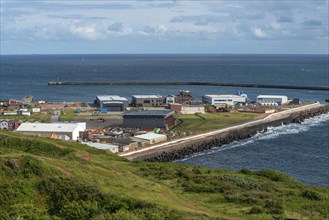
0,0,328,54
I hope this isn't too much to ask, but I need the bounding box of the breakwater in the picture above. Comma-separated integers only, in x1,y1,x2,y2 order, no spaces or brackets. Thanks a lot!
121,104,329,162
48,81,329,91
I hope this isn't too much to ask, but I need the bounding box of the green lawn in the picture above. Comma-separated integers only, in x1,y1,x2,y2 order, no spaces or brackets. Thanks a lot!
59,109,121,122
0,112,51,122
173,113,263,133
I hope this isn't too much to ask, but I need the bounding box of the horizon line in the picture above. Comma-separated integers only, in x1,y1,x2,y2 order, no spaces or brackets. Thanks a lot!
1,53,328,56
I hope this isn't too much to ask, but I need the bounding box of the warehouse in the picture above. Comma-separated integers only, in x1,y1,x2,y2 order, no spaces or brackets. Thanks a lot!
203,95,247,106
95,95,128,111
16,122,86,140
131,95,165,107
84,142,119,153
256,95,288,106
132,133,167,144
123,110,175,129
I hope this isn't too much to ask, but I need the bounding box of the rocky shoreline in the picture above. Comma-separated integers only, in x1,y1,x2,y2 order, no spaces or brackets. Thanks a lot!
138,105,329,162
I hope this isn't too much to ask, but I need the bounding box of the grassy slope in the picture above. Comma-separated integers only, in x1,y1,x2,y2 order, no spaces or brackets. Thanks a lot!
0,130,328,220
173,113,262,133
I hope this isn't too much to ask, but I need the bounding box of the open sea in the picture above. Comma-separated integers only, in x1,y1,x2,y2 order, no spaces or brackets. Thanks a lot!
1,54,328,187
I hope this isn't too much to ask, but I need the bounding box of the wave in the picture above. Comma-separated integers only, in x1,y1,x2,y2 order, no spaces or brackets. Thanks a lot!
176,113,329,162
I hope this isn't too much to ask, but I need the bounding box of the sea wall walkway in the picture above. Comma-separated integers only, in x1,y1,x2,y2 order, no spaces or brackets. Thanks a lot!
120,103,329,162
48,81,329,91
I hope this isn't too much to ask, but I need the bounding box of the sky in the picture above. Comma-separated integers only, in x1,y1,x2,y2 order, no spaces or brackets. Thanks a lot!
0,0,328,54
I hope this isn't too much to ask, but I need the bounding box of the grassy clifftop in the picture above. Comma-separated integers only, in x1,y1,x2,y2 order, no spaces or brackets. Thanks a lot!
0,130,328,220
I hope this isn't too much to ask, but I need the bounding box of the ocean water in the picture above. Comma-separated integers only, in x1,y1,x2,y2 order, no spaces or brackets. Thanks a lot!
1,54,328,187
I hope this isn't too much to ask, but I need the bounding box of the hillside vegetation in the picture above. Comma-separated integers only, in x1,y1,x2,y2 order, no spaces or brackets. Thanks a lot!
0,129,328,220
173,113,262,133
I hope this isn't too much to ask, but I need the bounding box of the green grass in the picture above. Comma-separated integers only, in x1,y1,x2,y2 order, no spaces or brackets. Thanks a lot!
59,109,120,122
173,113,262,133
0,112,51,122
0,129,328,220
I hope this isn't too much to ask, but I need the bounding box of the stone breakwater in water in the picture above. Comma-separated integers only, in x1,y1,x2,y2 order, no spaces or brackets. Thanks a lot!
122,104,329,162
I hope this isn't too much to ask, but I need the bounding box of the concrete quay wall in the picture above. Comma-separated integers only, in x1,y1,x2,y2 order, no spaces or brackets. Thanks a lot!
121,104,329,162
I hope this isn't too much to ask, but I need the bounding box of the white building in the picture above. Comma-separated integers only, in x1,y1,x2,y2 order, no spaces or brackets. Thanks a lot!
95,95,128,111
181,106,205,114
132,133,167,144
84,142,119,153
203,95,247,106
16,122,86,140
256,95,288,106
0,120,8,129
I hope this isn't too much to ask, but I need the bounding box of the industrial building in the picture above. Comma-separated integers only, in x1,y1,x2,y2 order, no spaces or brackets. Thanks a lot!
16,122,86,140
256,95,288,106
132,133,167,144
95,95,128,112
84,142,119,153
203,95,247,106
175,91,195,104
131,95,165,107
123,110,175,129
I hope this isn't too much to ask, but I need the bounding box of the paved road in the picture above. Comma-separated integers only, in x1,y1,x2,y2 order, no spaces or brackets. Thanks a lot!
120,103,322,160
51,110,61,123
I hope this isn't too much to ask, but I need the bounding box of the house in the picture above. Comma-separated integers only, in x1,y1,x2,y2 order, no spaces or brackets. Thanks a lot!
0,120,9,129
123,110,176,130
7,120,15,130
32,108,41,113
132,133,167,145
16,122,86,140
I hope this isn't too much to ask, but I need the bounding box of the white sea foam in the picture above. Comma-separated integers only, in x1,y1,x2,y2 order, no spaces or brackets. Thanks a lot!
177,113,329,161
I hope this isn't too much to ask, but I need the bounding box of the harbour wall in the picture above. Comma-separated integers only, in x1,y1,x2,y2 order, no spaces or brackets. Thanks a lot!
121,104,329,162
48,81,329,91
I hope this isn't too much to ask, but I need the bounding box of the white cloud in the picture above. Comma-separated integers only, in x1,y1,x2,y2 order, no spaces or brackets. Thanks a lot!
70,23,105,40
252,27,267,38
270,21,282,30
0,0,328,54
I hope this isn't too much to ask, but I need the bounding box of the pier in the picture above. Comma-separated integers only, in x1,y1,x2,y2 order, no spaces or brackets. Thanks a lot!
48,81,329,91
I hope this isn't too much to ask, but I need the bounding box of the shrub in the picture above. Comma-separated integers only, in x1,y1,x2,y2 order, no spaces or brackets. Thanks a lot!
264,199,284,214
20,156,44,178
219,174,260,190
255,170,293,183
301,188,323,201
249,205,264,214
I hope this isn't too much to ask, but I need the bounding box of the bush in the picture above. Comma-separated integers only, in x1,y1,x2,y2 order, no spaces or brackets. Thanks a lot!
60,200,99,220
255,170,293,183
219,174,260,190
264,199,284,214
21,156,45,178
301,188,323,201
0,136,73,158
249,205,264,214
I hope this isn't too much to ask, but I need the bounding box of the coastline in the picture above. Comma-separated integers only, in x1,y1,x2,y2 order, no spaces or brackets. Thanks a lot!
120,103,329,162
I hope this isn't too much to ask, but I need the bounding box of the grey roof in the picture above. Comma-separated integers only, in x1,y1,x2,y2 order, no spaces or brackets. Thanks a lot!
97,95,128,102
123,110,174,117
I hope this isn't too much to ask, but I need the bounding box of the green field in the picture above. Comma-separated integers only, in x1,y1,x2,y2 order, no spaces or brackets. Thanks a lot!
0,129,328,220
0,112,51,122
173,113,262,133
59,109,121,122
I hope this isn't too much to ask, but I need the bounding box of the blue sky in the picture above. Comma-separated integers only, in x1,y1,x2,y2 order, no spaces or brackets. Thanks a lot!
0,0,328,54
